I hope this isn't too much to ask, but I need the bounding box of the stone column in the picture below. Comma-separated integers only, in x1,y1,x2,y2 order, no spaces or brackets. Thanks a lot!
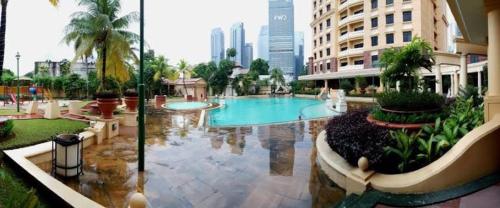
435,65,443,95
453,71,459,96
459,54,468,89
324,79,329,89
484,4,500,121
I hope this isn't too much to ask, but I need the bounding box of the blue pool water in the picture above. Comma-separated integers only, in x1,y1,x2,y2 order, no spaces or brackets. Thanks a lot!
208,97,338,127
166,102,209,110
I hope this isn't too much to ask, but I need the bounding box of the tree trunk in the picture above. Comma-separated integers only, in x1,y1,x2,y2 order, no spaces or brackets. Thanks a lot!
101,45,107,90
0,0,8,80
183,72,188,97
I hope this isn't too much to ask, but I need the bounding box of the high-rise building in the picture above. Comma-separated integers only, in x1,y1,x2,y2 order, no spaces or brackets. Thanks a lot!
301,0,449,85
295,32,305,78
243,43,254,68
269,0,295,80
258,25,270,61
230,22,246,66
211,27,225,64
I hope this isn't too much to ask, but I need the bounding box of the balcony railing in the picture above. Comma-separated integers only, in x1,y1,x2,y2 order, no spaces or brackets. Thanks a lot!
338,0,363,12
339,64,364,71
339,12,364,26
338,47,364,57
338,30,364,42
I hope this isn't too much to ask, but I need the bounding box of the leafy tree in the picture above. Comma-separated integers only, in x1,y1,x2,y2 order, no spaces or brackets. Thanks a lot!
62,0,139,91
177,59,191,96
24,72,34,78
211,59,234,95
340,79,354,95
63,74,86,99
59,59,72,76
52,76,65,92
192,62,217,95
226,48,237,61
250,58,269,75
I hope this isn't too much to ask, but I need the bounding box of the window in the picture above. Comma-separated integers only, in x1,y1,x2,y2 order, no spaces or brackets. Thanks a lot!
340,46,348,51
327,63,331,70
314,14,317,19
371,0,378,9
372,55,379,67
403,11,412,22
314,40,317,47
386,0,393,6
340,62,348,67
320,51,323,58
340,15,347,20
371,17,378,28
371,36,378,46
354,43,364,48
320,64,323,71
354,9,364,15
327,4,331,11
470,55,481,63
386,33,394,44
313,1,317,9
326,48,331,56
340,31,348,36
354,60,364,65
319,37,323,44
326,19,331,27
326,33,331,42
403,31,412,42
354,26,364,31
319,9,323,16
314,27,317,34
314,53,317,59
319,23,323,31
386,14,394,25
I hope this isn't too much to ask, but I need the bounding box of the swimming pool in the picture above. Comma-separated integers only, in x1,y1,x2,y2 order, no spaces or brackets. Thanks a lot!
208,97,338,127
165,102,209,110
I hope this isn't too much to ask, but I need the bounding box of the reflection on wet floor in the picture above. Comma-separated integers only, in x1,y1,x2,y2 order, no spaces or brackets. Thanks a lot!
38,103,372,208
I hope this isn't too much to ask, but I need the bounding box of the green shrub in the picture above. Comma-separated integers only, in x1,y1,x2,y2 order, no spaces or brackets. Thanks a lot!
376,91,445,111
0,120,14,138
371,108,444,124
340,79,354,94
0,168,42,208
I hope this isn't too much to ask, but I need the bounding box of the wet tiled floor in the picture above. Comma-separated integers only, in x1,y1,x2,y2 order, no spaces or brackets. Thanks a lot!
39,104,376,208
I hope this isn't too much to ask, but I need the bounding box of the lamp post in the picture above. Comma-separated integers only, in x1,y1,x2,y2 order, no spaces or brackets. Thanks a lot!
138,0,146,171
16,52,20,112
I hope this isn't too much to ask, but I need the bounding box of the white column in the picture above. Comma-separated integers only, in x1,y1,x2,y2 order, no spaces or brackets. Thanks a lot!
459,54,468,89
435,65,443,95
478,71,483,95
324,80,328,89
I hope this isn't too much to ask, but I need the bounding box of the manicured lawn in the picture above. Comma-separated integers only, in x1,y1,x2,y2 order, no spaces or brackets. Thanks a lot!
0,109,26,116
0,119,88,150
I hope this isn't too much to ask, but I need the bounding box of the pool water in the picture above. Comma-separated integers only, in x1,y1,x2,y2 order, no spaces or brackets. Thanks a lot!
166,102,209,110
209,97,338,127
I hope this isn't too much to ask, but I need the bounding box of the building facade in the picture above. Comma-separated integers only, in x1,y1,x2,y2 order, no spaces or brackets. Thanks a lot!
258,25,270,61
211,27,225,64
295,31,305,77
302,0,449,85
269,0,295,80
230,22,246,66
243,43,254,68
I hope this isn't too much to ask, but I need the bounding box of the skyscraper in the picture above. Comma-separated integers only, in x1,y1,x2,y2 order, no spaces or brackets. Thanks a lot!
294,32,304,78
269,0,295,80
211,27,225,64
258,25,269,61
230,22,246,66
243,43,254,68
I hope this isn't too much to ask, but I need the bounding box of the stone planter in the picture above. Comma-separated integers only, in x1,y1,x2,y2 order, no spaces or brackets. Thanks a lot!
124,96,139,112
97,98,119,119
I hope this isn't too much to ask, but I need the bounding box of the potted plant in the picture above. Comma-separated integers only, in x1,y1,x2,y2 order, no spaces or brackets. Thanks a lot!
123,89,139,112
96,90,119,119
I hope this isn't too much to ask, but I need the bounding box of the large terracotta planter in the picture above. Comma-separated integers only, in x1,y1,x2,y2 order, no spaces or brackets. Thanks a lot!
155,95,166,108
97,98,119,119
124,96,139,112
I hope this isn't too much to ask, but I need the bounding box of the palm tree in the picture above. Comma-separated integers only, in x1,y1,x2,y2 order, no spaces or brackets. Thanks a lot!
270,68,285,86
62,0,139,91
151,56,178,95
177,60,191,97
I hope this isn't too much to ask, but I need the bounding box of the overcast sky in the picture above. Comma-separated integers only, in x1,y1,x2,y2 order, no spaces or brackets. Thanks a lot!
4,0,311,75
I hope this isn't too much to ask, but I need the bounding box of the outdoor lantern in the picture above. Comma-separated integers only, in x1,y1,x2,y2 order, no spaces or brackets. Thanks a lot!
52,134,84,177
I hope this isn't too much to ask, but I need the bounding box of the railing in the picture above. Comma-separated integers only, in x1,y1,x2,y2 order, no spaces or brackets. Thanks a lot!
339,12,364,26
338,30,364,42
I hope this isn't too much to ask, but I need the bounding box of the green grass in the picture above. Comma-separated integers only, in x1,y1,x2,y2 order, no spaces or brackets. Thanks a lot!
0,119,88,150
0,109,26,116
0,165,47,208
